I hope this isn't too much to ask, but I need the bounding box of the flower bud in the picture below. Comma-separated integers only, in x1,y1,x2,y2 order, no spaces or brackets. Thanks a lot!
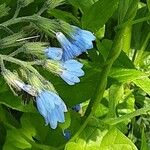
22,42,48,58
28,72,56,93
32,16,57,36
0,31,26,48
2,69,36,96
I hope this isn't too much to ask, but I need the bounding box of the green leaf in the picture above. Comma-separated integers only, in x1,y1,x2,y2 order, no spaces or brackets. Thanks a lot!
108,84,124,118
100,128,138,150
118,0,131,24
82,0,119,32
100,128,137,150
67,0,98,13
96,39,112,60
147,0,150,11
65,120,108,150
117,88,135,115
48,9,80,24
0,123,6,149
21,113,67,148
3,113,60,149
0,105,19,128
109,68,147,83
133,77,150,95
94,103,109,118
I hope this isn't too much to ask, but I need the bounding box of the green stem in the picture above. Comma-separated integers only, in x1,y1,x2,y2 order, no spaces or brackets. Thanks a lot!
9,47,24,57
0,54,41,76
1,16,36,27
104,107,150,125
70,28,125,142
122,25,132,55
12,7,21,19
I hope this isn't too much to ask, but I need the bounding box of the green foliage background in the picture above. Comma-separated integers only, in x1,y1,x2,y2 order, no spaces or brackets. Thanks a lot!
0,0,150,149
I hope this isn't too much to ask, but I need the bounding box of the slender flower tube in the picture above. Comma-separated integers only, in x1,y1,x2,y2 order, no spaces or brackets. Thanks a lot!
44,59,84,85
56,26,96,61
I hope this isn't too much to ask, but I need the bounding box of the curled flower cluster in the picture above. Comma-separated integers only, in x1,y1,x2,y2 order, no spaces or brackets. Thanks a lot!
2,24,95,130
46,25,96,61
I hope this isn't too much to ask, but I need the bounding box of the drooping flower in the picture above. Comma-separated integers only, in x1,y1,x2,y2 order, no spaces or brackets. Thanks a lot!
59,59,84,85
70,26,96,50
44,59,84,85
56,26,96,61
36,90,67,129
28,74,67,129
3,69,67,129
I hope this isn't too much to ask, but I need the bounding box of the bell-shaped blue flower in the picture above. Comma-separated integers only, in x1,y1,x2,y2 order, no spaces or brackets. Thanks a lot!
59,60,84,85
71,25,96,51
45,47,63,60
56,26,96,61
36,90,67,129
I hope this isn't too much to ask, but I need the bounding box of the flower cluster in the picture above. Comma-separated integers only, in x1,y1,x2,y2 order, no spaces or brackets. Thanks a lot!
46,25,96,61
2,23,95,130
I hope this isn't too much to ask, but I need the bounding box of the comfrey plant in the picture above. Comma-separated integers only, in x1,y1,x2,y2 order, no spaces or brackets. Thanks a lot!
0,3,95,131
2,19,95,129
1,0,150,149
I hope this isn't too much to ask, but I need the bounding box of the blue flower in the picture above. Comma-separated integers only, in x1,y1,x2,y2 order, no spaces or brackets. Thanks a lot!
63,129,71,140
36,90,67,129
45,47,63,60
59,59,84,85
72,104,81,112
71,26,96,51
56,26,95,61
